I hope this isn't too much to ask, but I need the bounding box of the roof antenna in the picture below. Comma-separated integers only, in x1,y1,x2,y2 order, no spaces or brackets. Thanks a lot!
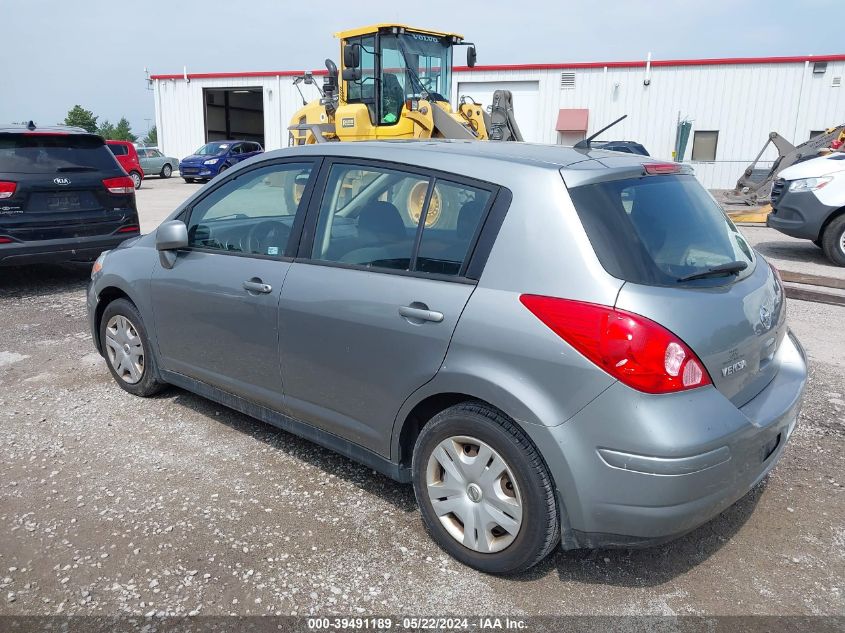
574,114,628,150
27,120,36,131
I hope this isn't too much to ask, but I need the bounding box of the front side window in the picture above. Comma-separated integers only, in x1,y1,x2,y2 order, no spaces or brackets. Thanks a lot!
568,174,755,287
187,162,313,257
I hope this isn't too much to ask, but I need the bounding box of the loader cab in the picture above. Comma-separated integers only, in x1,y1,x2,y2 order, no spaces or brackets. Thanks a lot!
339,24,466,129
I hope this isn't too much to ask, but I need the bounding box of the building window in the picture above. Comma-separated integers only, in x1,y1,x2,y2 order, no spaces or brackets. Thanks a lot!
691,131,718,162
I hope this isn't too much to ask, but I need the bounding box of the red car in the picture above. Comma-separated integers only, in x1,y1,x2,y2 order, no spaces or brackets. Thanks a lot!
106,140,143,189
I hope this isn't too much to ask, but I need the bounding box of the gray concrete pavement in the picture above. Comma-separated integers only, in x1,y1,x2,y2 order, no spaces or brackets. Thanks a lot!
0,264,843,617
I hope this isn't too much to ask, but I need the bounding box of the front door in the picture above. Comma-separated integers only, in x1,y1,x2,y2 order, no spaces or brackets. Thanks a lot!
279,160,495,455
150,159,316,410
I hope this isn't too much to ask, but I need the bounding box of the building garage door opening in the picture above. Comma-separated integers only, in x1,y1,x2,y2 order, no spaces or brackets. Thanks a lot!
204,88,265,147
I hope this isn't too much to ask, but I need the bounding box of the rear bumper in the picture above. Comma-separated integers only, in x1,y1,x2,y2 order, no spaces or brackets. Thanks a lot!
0,232,139,266
530,330,807,550
768,189,835,240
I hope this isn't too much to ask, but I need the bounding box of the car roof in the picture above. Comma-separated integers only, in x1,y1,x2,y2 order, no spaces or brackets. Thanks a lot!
0,123,93,135
263,140,656,182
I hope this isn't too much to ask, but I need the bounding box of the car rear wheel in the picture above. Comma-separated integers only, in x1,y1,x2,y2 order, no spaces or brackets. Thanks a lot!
161,164,173,178
129,171,142,189
100,299,165,397
412,402,559,574
821,215,845,267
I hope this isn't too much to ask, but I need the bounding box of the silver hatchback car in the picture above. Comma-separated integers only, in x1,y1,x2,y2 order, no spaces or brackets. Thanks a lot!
88,141,807,574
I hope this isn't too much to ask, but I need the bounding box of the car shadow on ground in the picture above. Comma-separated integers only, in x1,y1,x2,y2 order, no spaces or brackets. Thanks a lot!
0,263,91,298
166,388,419,513
166,385,766,586
516,479,765,586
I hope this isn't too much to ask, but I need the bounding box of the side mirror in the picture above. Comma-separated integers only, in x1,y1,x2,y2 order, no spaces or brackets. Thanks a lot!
342,67,362,82
467,46,477,68
156,220,188,269
342,42,360,69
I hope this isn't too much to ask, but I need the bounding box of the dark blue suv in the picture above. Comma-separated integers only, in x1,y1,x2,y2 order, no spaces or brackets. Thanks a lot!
179,140,263,183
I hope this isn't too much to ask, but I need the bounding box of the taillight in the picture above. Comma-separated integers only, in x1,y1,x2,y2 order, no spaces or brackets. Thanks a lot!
0,236,13,244
116,225,139,233
0,181,17,199
520,295,712,394
102,176,134,195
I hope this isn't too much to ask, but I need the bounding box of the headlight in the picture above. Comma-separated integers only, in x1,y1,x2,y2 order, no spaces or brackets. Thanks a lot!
788,176,832,192
203,158,219,165
91,251,110,278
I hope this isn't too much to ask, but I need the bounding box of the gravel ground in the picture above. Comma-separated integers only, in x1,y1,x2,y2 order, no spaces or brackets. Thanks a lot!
0,264,843,619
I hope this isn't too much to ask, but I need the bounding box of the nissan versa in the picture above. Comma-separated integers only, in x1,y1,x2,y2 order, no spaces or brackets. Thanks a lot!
88,141,807,574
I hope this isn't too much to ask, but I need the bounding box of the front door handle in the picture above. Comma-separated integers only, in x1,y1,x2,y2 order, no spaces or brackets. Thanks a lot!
399,305,444,323
243,279,272,294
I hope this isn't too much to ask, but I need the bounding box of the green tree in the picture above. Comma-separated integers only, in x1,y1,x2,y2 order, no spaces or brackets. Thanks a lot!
63,105,98,133
143,125,157,146
97,120,116,139
112,117,137,142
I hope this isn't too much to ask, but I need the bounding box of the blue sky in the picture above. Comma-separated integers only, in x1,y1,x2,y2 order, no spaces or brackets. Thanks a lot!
2,0,840,136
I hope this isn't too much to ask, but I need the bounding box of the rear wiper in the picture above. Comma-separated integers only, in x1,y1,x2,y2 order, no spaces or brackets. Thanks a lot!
56,166,97,172
678,261,748,282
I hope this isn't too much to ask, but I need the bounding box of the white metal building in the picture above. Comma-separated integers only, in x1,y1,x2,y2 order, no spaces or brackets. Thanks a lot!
151,53,845,189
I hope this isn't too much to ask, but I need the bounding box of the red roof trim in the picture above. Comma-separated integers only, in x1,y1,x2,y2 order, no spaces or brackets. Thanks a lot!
150,54,845,81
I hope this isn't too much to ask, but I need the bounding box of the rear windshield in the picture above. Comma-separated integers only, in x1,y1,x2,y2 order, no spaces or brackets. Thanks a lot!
0,134,119,174
108,144,129,156
567,174,755,286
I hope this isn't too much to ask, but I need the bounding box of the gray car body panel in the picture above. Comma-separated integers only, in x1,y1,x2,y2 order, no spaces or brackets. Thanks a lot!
89,140,808,549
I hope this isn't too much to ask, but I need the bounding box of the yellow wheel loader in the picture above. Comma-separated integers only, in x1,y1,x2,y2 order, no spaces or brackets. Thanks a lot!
288,24,523,145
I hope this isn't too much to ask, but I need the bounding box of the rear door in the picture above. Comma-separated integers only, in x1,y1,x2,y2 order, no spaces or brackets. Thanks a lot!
150,159,317,410
278,159,496,455
0,133,135,242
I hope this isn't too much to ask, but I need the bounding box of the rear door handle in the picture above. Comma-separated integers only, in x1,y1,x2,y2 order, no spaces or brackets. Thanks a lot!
399,305,444,323
243,279,272,294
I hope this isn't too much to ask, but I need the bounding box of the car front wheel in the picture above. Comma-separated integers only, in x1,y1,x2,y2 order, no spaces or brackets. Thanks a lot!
821,214,845,267
161,164,173,178
100,299,165,397
183,177,195,183
412,402,559,574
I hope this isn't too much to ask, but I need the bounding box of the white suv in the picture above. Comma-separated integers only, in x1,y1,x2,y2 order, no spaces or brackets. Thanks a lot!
768,152,845,266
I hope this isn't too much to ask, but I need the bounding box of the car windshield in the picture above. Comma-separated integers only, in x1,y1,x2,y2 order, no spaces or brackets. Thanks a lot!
194,142,229,156
0,133,119,174
567,173,755,287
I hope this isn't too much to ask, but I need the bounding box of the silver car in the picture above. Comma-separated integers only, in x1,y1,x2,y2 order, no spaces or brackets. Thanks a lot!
87,141,807,574
137,147,179,179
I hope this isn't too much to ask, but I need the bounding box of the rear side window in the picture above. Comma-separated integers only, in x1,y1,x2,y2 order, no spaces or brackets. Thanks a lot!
108,144,129,156
0,134,119,174
567,174,754,286
415,181,492,275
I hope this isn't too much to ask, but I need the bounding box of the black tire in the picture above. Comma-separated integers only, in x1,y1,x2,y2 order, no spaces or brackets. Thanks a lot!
99,298,165,397
183,177,195,183
129,171,142,190
412,402,559,574
160,164,173,178
821,215,845,267
218,164,229,174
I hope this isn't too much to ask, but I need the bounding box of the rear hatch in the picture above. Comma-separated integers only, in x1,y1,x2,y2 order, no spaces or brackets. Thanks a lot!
0,132,138,241
565,168,786,406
